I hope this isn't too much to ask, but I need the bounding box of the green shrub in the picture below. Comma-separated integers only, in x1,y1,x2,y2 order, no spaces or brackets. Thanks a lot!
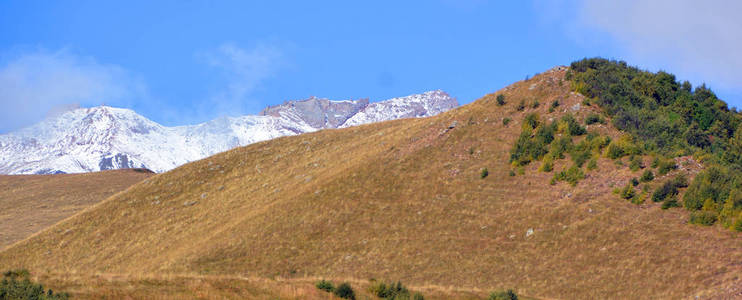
502,118,511,126
585,113,605,125
554,165,585,186
538,156,553,172
550,100,560,109
0,269,69,300
531,100,540,108
652,180,679,202
523,113,540,130
640,170,654,182
558,114,586,136
550,136,573,159
480,168,489,179
689,211,718,226
509,170,516,177
630,177,639,186
629,156,643,171
316,279,334,292
334,282,356,299
370,281,414,299
413,292,425,300
661,197,680,209
620,183,635,200
516,100,526,111
587,158,598,170
657,159,677,175
734,215,742,232
489,289,518,300
496,94,506,106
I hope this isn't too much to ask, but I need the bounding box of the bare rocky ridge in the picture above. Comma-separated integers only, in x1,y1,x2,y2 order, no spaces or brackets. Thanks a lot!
0,91,458,174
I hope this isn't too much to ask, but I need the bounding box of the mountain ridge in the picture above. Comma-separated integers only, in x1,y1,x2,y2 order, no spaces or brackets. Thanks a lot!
0,90,457,174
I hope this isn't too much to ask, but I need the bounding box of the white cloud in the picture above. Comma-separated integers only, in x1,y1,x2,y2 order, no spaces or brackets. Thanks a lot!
0,49,146,132
199,43,284,116
575,0,742,89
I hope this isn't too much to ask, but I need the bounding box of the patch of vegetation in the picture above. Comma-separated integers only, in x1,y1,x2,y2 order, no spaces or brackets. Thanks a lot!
369,280,424,300
585,113,605,125
568,58,742,230
640,169,654,182
652,180,680,203
496,94,506,106
502,118,511,126
1,269,69,300
489,289,518,300
480,168,489,179
549,99,560,113
689,211,717,226
516,100,526,111
553,164,585,186
316,279,334,292
334,282,356,300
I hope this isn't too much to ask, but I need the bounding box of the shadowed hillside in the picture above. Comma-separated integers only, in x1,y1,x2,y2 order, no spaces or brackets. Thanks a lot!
1,67,740,299
0,169,153,250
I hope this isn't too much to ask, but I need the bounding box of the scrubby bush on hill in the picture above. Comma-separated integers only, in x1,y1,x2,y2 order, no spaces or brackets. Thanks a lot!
585,113,605,125
497,94,506,106
553,164,584,186
1,269,69,300
369,280,422,300
334,282,356,299
640,169,654,182
568,58,742,230
488,289,518,300
315,279,334,292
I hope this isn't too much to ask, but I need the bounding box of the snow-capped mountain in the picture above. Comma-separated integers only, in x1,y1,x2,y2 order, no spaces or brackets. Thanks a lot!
0,90,457,174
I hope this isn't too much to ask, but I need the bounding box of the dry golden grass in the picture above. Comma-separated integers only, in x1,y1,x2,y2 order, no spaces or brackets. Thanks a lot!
1,68,741,299
0,169,153,250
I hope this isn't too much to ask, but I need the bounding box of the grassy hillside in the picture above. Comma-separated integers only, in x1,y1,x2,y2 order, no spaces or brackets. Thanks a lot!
0,169,153,250
1,67,741,299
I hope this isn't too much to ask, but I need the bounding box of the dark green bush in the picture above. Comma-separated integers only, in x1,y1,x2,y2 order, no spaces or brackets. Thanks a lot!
630,177,639,186
652,180,680,202
629,156,643,171
480,168,489,179
554,165,585,186
502,118,511,126
661,197,680,209
640,170,654,182
370,281,415,299
516,100,526,111
560,114,586,136
689,211,718,226
587,158,598,170
316,279,334,292
620,183,635,200
657,159,677,175
0,269,69,300
496,94,506,106
585,113,605,125
334,282,356,299
489,289,518,300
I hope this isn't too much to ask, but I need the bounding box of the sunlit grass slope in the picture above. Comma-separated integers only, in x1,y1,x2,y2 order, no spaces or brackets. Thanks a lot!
0,169,153,250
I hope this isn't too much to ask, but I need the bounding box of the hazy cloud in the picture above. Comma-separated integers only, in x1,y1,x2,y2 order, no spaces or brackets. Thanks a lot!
0,49,146,132
198,43,284,117
576,0,742,89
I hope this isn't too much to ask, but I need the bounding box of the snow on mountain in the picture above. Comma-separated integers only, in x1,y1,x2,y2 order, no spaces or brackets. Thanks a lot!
340,90,457,128
0,91,458,174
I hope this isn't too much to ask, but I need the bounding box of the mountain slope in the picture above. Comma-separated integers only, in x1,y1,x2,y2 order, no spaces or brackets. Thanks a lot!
0,91,458,175
0,169,153,250
1,68,740,299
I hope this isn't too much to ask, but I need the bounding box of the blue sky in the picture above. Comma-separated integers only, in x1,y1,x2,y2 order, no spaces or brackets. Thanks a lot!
1,0,741,132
